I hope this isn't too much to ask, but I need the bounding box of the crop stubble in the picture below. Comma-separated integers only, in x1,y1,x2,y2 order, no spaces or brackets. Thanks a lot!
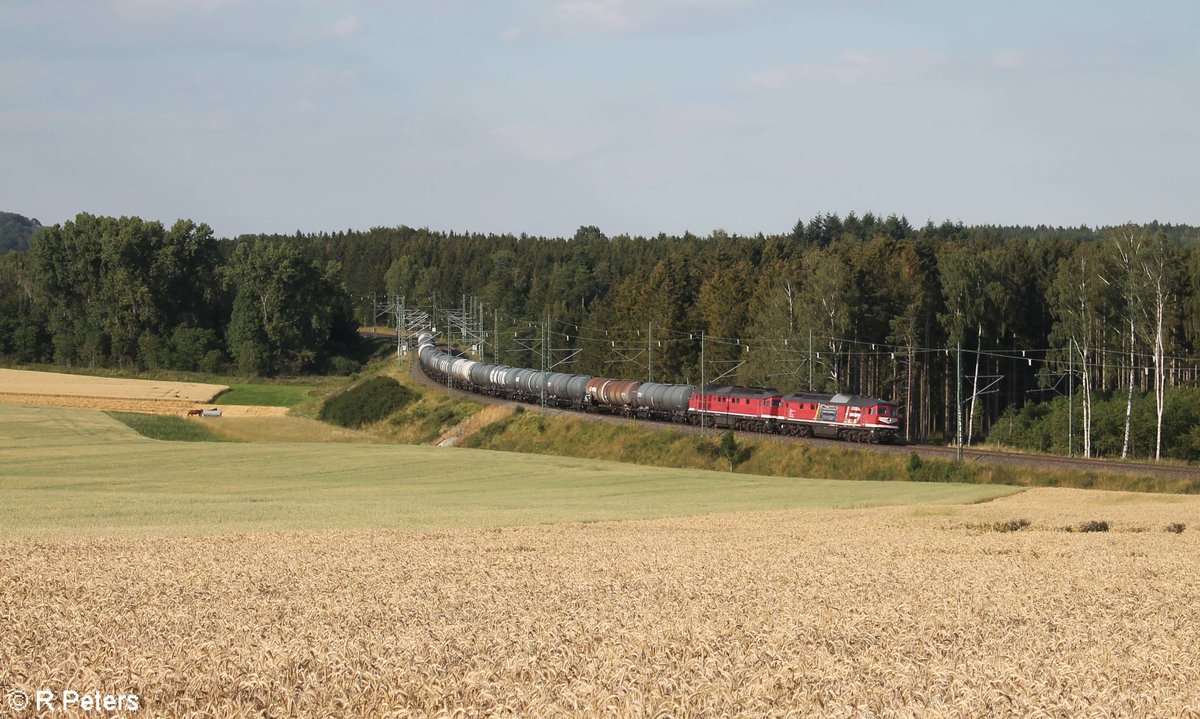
2,490,1199,718
0,369,287,416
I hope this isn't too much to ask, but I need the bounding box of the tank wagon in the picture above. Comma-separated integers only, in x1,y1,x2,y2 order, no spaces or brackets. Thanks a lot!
416,332,899,443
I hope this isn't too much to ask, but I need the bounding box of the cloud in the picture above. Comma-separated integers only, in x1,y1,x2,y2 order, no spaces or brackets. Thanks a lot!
491,123,600,163
554,0,632,33
330,14,360,40
521,0,760,37
653,101,742,138
111,0,243,19
746,50,947,91
745,68,795,91
991,51,1032,70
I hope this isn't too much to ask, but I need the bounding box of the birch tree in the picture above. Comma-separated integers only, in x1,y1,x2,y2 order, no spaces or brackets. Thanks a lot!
1103,226,1144,459
1138,232,1176,460
1048,245,1105,457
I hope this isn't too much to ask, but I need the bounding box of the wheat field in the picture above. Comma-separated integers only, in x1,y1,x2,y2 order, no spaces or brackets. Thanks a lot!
0,368,227,402
3,490,1199,717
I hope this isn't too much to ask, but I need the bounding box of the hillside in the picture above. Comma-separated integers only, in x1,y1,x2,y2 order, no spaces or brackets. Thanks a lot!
0,211,42,253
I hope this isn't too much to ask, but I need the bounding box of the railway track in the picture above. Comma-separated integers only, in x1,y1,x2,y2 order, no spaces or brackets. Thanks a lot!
411,361,1200,482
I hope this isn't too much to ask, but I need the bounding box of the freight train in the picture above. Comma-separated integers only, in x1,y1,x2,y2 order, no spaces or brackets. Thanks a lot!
416,331,900,444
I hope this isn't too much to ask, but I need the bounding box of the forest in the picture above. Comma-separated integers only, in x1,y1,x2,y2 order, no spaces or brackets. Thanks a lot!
4,210,1200,461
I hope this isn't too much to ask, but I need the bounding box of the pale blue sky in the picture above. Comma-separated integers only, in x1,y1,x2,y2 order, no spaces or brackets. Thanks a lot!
2,0,1197,238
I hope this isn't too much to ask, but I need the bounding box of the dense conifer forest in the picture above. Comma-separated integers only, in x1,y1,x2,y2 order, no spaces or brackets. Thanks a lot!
5,210,1200,460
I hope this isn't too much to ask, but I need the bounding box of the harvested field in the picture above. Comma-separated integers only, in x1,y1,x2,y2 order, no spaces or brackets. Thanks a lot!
0,368,226,401
2,491,1199,717
0,369,286,417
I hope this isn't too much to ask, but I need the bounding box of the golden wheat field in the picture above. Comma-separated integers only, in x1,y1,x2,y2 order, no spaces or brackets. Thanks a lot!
3,490,1199,718
0,368,227,402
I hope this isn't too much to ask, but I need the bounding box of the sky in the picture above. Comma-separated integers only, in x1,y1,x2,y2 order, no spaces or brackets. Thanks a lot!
2,0,1198,239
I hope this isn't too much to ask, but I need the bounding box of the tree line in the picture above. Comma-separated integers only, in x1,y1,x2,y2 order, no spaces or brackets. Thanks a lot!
0,213,358,375
238,214,1200,460
5,210,1200,460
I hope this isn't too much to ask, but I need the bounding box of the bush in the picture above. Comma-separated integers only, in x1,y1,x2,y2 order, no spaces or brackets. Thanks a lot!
1166,523,1186,534
992,518,1031,533
1074,520,1110,533
328,355,360,376
319,376,417,428
906,456,976,484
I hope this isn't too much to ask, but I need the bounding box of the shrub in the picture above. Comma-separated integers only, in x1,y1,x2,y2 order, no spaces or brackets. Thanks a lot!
992,518,1031,533
319,376,417,428
907,456,976,484
328,355,360,376
1075,520,1110,533
1166,523,1186,534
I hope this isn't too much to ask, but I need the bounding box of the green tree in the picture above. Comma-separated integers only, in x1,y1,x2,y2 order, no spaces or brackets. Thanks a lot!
223,241,356,375
719,431,740,472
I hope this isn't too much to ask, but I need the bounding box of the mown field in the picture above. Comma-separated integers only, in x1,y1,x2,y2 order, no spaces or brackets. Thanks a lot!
0,404,1012,538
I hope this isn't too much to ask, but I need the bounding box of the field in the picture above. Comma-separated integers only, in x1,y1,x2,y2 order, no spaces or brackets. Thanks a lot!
0,368,291,417
213,382,318,408
2,493,1198,716
0,404,1011,537
0,368,227,402
4,402,1200,716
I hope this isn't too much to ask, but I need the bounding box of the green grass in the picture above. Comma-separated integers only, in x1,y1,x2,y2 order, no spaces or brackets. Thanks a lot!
464,410,1200,495
0,404,1018,538
107,412,238,442
214,383,316,407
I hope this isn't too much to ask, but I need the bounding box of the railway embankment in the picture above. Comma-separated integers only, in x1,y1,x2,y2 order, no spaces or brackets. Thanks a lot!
391,357,1200,494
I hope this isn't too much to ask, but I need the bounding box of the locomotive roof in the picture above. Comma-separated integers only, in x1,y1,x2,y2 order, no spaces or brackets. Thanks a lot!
699,385,781,398
783,392,895,406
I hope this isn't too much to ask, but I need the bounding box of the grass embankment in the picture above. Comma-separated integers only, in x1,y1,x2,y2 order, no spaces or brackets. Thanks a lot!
0,404,1015,538
317,361,485,444
465,410,1200,494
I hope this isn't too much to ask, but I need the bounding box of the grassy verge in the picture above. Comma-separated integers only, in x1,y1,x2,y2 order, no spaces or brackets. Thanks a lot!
106,412,238,442
464,411,1200,494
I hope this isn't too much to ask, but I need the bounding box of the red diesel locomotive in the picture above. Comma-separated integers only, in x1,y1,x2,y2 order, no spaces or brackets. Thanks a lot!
688,386,900,444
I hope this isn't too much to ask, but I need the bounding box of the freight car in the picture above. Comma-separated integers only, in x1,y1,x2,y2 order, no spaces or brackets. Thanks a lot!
416,332,899,444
